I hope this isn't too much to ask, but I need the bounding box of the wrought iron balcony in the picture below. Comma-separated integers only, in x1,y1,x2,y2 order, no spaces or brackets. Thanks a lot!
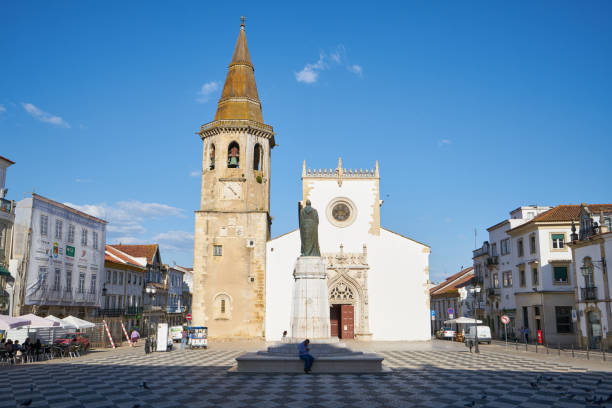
125,306,143,315
97,308,124,317
581,286,598,301
486,256,499,266
487,287,500,297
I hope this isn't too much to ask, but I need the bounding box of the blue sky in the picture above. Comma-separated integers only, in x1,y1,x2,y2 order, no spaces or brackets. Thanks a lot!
1,2,611,282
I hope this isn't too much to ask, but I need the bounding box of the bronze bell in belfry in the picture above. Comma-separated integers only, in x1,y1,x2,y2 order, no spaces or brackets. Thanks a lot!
228,147,239,168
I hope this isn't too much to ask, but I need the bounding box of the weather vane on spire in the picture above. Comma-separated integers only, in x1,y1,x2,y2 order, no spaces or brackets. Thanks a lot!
240,16,246,28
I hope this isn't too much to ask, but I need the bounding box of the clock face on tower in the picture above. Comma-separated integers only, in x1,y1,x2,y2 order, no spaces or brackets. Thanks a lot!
222,182,242,200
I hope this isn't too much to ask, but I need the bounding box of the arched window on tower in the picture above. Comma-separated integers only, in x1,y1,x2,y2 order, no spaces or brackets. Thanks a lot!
209,144,215,170
253,143,262,171
228,142,240,168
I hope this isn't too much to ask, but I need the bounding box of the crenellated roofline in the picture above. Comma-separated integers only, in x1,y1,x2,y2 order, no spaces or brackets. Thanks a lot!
302,157,379,182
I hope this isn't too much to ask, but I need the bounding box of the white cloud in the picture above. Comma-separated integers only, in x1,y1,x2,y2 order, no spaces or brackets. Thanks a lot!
196,81,220,103
437,139,452,147
153,230,194,252
348,64,363,76
153,230,194,243
295,46,362,84
0,105,6,113
109,236,141,245
21,103,70,128
189,170,200,177
295,53,326,84
64,200,185,241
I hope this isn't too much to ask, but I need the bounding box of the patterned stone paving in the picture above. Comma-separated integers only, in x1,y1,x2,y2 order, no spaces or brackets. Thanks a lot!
0,347,611,407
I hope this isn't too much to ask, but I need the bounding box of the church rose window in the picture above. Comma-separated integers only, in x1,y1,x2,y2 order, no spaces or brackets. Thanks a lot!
326,197,357,228
332,203,350,221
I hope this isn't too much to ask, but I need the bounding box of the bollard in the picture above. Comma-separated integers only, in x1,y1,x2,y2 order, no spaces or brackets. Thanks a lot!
515,339,518,351
587,343,589,360
571,344,574,358
558,343,560,357
536,343,538,353
525,341,528,352
546,343,549,355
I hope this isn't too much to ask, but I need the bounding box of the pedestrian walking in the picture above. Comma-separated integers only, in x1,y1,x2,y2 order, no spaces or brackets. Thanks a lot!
298,339,315,373
130,329,140,345
181,329,187,350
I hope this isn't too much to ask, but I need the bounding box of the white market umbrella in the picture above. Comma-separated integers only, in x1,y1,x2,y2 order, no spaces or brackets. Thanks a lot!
444,317,483,325
0,315,31,330
45,315,67,327
62,316,95,329
20,314,60,328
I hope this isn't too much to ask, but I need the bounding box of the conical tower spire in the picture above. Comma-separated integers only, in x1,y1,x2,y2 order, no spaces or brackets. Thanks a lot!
214,20,263,123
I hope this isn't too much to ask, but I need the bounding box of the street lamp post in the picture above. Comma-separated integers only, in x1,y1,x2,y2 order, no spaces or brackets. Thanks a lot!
145,287,157,344
470,286,482,353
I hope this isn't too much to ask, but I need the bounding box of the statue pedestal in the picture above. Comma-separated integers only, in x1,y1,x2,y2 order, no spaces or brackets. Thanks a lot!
290,256,330,340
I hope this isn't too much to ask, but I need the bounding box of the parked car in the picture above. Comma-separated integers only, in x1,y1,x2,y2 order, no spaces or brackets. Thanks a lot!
436,327,457,340
54,333,90,350
464,325,492,345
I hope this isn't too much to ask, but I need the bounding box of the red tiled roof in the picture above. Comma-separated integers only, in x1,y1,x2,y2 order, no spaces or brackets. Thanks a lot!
509,204,612,232
105,245,146,269
430,267,474,296
108,244,159,264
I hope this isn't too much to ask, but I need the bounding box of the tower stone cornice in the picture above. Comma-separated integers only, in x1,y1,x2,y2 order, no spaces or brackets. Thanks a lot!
199,119,275,146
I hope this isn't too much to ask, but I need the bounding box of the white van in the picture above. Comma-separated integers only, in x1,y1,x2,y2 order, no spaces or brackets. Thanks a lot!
169,326,183,342
464,325,492,345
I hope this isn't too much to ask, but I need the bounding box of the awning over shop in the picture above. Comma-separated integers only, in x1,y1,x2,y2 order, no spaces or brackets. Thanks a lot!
62,315,95,329
444,317,483,325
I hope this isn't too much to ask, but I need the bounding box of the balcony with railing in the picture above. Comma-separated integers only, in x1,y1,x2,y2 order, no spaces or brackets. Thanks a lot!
581,287,598,301
97,308,124,317
0,198,15,214
125,306,143,315
473,246,489,258
487,287,500,297
486,256,499,267
166,305,186,314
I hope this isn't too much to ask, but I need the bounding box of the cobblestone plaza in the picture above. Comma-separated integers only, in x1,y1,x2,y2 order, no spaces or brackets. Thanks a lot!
1,340,611,408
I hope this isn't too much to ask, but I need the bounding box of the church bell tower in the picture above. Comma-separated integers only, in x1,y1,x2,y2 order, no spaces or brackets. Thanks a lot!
192,20,275,338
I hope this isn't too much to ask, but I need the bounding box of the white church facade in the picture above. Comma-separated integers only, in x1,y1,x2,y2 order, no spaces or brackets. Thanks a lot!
265,160,431,341
193,22,431,342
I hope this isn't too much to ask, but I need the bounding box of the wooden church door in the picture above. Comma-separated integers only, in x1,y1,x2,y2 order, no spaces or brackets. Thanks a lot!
340,304,354,339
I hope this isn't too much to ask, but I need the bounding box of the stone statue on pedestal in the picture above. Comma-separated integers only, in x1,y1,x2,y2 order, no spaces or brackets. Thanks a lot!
299,200,320,256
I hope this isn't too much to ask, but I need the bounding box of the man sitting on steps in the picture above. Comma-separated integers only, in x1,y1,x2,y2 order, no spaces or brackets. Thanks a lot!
298,339,315,373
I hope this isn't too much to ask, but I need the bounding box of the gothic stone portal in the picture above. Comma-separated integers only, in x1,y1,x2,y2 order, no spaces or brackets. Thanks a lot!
324,246,372,340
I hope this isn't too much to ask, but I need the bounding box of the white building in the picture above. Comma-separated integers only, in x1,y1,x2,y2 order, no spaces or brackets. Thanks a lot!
101,245,146,343
568,204,612,350
10,194,107,318
166,265,185,326
477,206,551,339
430,267,474,333
507,205,586,346
265,159,431,341
0,155,16,315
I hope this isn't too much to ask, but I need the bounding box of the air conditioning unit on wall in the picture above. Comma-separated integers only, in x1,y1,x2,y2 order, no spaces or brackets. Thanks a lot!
246,239,255,248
